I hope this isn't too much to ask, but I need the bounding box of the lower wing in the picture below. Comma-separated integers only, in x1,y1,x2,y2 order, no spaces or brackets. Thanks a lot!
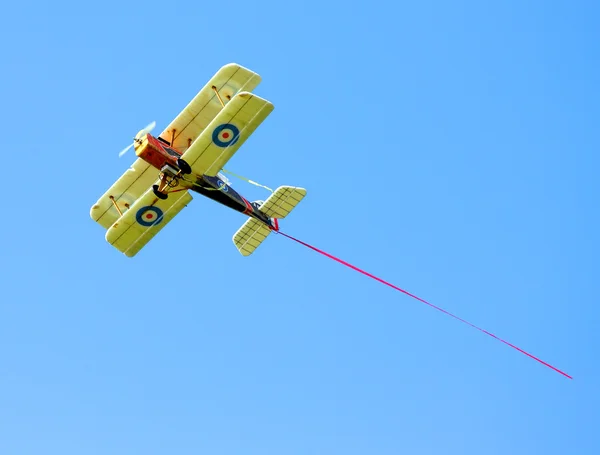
105,187,193,257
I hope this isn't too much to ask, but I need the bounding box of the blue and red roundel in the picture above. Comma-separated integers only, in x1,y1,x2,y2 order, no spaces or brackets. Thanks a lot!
212,123,240,147
136,206,164,227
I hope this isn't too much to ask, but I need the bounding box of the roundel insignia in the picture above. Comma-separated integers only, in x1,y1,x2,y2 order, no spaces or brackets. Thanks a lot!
212,123,240,148
217,179,228,192
136,206,164,227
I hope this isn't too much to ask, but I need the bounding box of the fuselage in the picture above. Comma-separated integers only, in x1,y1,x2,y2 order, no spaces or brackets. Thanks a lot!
134,133,276,230
134,132,182,170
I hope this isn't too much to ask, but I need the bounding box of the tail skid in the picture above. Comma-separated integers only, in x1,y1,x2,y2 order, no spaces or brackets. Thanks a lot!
232,186,306,256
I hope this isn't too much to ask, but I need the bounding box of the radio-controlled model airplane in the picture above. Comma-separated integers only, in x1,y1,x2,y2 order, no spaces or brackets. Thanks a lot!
90,63,306,257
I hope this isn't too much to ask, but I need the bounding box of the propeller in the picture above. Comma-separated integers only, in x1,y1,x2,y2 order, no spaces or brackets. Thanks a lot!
118,120,156,158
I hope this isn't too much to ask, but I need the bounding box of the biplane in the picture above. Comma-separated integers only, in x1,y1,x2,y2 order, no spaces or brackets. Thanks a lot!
90,63,306,257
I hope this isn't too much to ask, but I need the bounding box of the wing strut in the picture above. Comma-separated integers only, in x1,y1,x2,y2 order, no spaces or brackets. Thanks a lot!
212,85,226,107
109,196,123,217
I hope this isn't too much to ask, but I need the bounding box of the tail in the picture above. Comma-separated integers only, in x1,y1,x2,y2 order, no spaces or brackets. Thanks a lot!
232,186,307,256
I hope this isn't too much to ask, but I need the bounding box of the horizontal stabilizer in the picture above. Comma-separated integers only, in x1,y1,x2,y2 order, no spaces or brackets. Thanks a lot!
232,218,273,257
259,186,307,219
232,186,307,256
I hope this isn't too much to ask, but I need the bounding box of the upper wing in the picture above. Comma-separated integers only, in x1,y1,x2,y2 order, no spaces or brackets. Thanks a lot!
105,187,193,257
90,158,159,229
159,63,262,152
180,91,274,176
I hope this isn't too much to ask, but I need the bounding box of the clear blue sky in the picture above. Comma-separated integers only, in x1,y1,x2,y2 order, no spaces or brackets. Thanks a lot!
1,1,598,453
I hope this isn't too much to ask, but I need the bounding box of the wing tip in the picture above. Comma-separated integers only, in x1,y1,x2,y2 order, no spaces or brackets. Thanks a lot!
219,62,262,85
90,204,99,221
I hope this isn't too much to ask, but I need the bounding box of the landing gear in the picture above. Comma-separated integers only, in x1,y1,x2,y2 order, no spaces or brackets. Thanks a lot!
152,184,168,200
177,158,192,175
152,162,191,201
153,165,179,200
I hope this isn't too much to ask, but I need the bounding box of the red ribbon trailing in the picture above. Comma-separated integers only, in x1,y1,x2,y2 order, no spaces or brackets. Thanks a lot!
278,231,572,380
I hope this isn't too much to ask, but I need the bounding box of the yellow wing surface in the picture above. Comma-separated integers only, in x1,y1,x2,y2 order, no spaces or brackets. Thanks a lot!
105,188,193,257
90,159,159,229
159,63,262,151
180,91,273,176
90,63,261,230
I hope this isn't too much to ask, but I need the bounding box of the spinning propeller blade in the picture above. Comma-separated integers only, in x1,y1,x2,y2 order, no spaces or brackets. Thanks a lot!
118,143,134,158
118,120,157,158
138,120,156,138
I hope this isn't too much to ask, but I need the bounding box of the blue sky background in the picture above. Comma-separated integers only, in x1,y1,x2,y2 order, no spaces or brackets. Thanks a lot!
1,1,598,453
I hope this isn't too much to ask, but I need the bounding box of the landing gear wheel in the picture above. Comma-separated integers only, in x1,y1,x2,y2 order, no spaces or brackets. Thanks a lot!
177,158,192,175
152,184,168,200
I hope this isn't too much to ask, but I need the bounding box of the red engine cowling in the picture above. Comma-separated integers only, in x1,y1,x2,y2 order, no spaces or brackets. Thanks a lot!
135,134,182,170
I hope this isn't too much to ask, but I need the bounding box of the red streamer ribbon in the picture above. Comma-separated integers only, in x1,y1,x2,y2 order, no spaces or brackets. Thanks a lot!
278,231,572,380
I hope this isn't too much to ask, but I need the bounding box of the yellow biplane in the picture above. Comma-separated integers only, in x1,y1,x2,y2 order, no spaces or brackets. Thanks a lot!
90,63,306,257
